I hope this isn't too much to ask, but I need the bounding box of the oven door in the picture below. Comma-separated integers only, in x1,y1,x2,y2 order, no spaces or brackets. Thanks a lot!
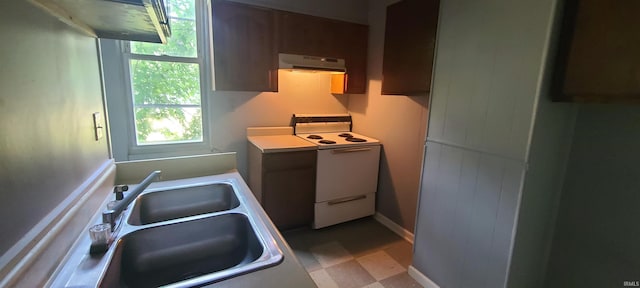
316,145,381,202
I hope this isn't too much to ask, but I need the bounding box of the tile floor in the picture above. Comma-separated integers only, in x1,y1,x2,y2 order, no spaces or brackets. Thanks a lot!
283,217,423,288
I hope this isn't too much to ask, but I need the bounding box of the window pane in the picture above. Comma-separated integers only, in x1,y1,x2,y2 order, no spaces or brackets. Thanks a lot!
131,0,197,57
134,107,202,144
130,59,202,145
130,60,201,105
167,0,196,19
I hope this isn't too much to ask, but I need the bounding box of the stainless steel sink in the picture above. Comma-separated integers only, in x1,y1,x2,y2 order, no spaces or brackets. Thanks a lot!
53,175,284,288
128,183,240,225
102,213,265,288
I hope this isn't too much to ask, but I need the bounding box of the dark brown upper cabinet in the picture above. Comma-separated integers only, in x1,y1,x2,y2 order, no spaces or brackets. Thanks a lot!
278,12,342,57
336,22,368,94
552,0,640,103
211,0,278,92
211,1,368,93
381,0,439,96
278,12,369,94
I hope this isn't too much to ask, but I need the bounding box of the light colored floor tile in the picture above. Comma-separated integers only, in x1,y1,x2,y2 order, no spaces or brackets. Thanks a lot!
383,240,413,268
379,272,423,288
309,269,339,288
362,282,385,288
293,249,323,272
325,260,376,288
283,218,419,288
356,251,406,281
310,241,354,268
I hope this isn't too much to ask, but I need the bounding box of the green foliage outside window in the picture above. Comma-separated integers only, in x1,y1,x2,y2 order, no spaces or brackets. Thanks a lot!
128,0,203,145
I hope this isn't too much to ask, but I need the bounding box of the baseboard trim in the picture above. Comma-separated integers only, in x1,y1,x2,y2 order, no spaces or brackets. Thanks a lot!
0,159,115,288
373,212,414,244
408,265,440,288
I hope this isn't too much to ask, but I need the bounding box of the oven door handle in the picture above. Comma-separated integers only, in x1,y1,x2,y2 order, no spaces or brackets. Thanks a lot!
327,195,367,205
331,147,372,154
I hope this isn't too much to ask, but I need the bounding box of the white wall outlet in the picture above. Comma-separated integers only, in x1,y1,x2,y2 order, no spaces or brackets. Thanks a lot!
93,112,104,141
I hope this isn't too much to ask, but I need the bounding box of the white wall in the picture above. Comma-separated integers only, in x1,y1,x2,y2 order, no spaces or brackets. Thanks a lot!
507,90,577,288
0,1,110,256
545,105,640,287
211,71,349,176
348,0,429,232
412,0,559,286
506,1,579,285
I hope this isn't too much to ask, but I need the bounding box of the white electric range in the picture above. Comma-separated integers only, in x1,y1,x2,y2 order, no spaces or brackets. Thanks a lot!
292,114,381,229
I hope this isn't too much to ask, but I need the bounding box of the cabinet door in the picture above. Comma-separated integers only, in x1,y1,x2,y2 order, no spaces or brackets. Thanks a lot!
552,0,640,103
278,12,368,94
263,167,315,230
262,150,316,230
211,0,277,92
278,12,341,57
336,22,368,94
381,0,439,95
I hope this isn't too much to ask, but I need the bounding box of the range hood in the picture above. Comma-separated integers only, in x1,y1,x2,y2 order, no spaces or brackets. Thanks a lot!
30,0,171,43
279,53,346,74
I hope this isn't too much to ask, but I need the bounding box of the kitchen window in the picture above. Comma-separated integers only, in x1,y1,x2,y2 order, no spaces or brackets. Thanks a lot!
104,0,212,160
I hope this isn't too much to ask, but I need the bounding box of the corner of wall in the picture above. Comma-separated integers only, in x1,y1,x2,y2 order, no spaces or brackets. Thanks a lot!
408,265,441,288
506,0,581,286
0,160,116,287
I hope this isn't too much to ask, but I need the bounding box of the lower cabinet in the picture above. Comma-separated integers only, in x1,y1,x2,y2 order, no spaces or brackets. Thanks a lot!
248,144,316,230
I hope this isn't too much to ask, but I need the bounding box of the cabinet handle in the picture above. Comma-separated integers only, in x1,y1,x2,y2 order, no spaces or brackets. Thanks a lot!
331,147,372,154
344,73,348,93
328,195,367,205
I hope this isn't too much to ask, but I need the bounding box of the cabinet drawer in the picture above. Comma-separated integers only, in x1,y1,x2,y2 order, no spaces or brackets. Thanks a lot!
263,150,316,171
314,193,375,229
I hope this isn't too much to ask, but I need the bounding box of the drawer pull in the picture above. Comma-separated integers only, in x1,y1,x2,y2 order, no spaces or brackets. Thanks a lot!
331,147,372,154
327,195,367,205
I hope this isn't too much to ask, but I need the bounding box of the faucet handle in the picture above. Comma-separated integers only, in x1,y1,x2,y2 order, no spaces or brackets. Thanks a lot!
113,185,128,200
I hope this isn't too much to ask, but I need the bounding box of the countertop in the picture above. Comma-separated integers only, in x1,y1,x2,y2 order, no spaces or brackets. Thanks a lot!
202,172,316,288
248,135,317,153
50,171,316,288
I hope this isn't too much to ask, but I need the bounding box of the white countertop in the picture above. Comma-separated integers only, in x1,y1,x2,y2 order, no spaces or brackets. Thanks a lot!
248,135,317,153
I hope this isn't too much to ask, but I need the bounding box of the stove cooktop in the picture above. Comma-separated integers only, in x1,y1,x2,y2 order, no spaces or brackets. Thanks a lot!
297,132,380,149
291,114,380,149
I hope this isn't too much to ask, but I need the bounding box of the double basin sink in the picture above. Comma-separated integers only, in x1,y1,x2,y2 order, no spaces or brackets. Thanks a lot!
60,176,283,287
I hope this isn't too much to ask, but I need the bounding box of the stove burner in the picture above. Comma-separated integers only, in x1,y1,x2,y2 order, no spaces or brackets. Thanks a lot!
338,133,353,138
346,137,367,142
319,140,337,144
307,135,323,139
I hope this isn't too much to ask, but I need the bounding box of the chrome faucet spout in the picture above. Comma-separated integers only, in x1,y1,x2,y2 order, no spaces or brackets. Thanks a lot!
102,170,162,231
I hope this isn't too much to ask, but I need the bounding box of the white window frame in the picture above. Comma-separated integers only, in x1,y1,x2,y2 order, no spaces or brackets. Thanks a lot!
111,0,213,160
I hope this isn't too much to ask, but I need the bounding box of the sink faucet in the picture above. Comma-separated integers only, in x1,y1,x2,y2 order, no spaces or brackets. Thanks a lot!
102,170,162,231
